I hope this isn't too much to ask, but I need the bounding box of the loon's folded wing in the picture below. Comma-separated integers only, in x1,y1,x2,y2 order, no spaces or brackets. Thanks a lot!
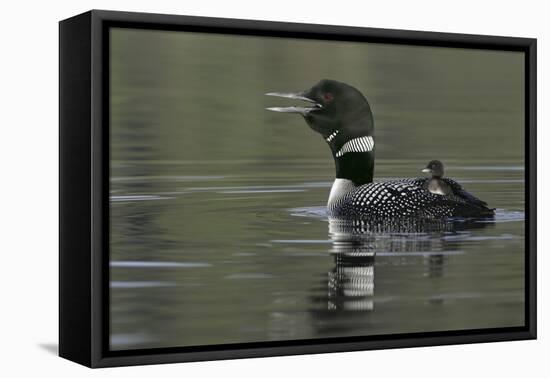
442,178,489,208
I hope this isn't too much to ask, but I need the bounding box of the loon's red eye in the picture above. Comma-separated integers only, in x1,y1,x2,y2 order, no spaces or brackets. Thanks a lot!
323,92,334,102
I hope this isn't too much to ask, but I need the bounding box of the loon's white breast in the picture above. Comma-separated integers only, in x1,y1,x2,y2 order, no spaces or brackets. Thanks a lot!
328,178,356,210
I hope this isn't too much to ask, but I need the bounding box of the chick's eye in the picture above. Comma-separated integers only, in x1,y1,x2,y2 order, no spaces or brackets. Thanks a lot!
323,92,334,102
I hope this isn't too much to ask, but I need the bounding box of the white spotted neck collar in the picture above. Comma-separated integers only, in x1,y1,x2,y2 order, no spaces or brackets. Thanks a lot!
325,130,339,142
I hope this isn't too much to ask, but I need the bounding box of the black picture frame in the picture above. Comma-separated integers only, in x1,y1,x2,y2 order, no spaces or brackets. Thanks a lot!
59,9,537,368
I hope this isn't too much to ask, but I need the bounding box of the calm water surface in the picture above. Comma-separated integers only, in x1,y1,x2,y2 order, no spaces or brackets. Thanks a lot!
110,161,525,350
109,29,525,350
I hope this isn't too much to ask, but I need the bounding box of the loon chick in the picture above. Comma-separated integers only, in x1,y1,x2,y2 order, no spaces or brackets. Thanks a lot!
266,79,494,219
422,160,490,208
422,160,452,195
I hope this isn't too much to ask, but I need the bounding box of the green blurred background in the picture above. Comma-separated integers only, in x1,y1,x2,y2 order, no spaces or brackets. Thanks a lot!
110,28,524,166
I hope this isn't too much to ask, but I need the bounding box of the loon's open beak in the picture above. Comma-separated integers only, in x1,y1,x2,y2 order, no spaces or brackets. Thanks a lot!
265,92,322,115
422,168,432,173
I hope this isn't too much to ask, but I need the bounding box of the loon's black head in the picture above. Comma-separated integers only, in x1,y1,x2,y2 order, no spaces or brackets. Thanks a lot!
266,79,374,140
266,79,375,185
422,160,445,178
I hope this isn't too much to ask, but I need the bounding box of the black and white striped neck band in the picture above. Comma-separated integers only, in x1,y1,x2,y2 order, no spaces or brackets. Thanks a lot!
336,136,374,157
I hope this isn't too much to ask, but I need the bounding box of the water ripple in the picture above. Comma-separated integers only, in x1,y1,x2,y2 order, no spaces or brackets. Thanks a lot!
271,239,332,244
225,273,274,279
110,281,177,289
110,261,211,268
220,189,305,194
288,206,524,224
110,195,174,202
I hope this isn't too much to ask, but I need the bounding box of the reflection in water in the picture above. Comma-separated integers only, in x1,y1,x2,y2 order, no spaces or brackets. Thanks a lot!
328,218,377,312
328,252,375,312
314,216,494,324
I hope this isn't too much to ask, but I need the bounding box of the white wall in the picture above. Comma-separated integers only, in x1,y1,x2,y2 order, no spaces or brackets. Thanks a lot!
1,0,546,376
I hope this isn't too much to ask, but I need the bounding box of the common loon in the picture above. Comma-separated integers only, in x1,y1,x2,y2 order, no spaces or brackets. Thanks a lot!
266,79,494,219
